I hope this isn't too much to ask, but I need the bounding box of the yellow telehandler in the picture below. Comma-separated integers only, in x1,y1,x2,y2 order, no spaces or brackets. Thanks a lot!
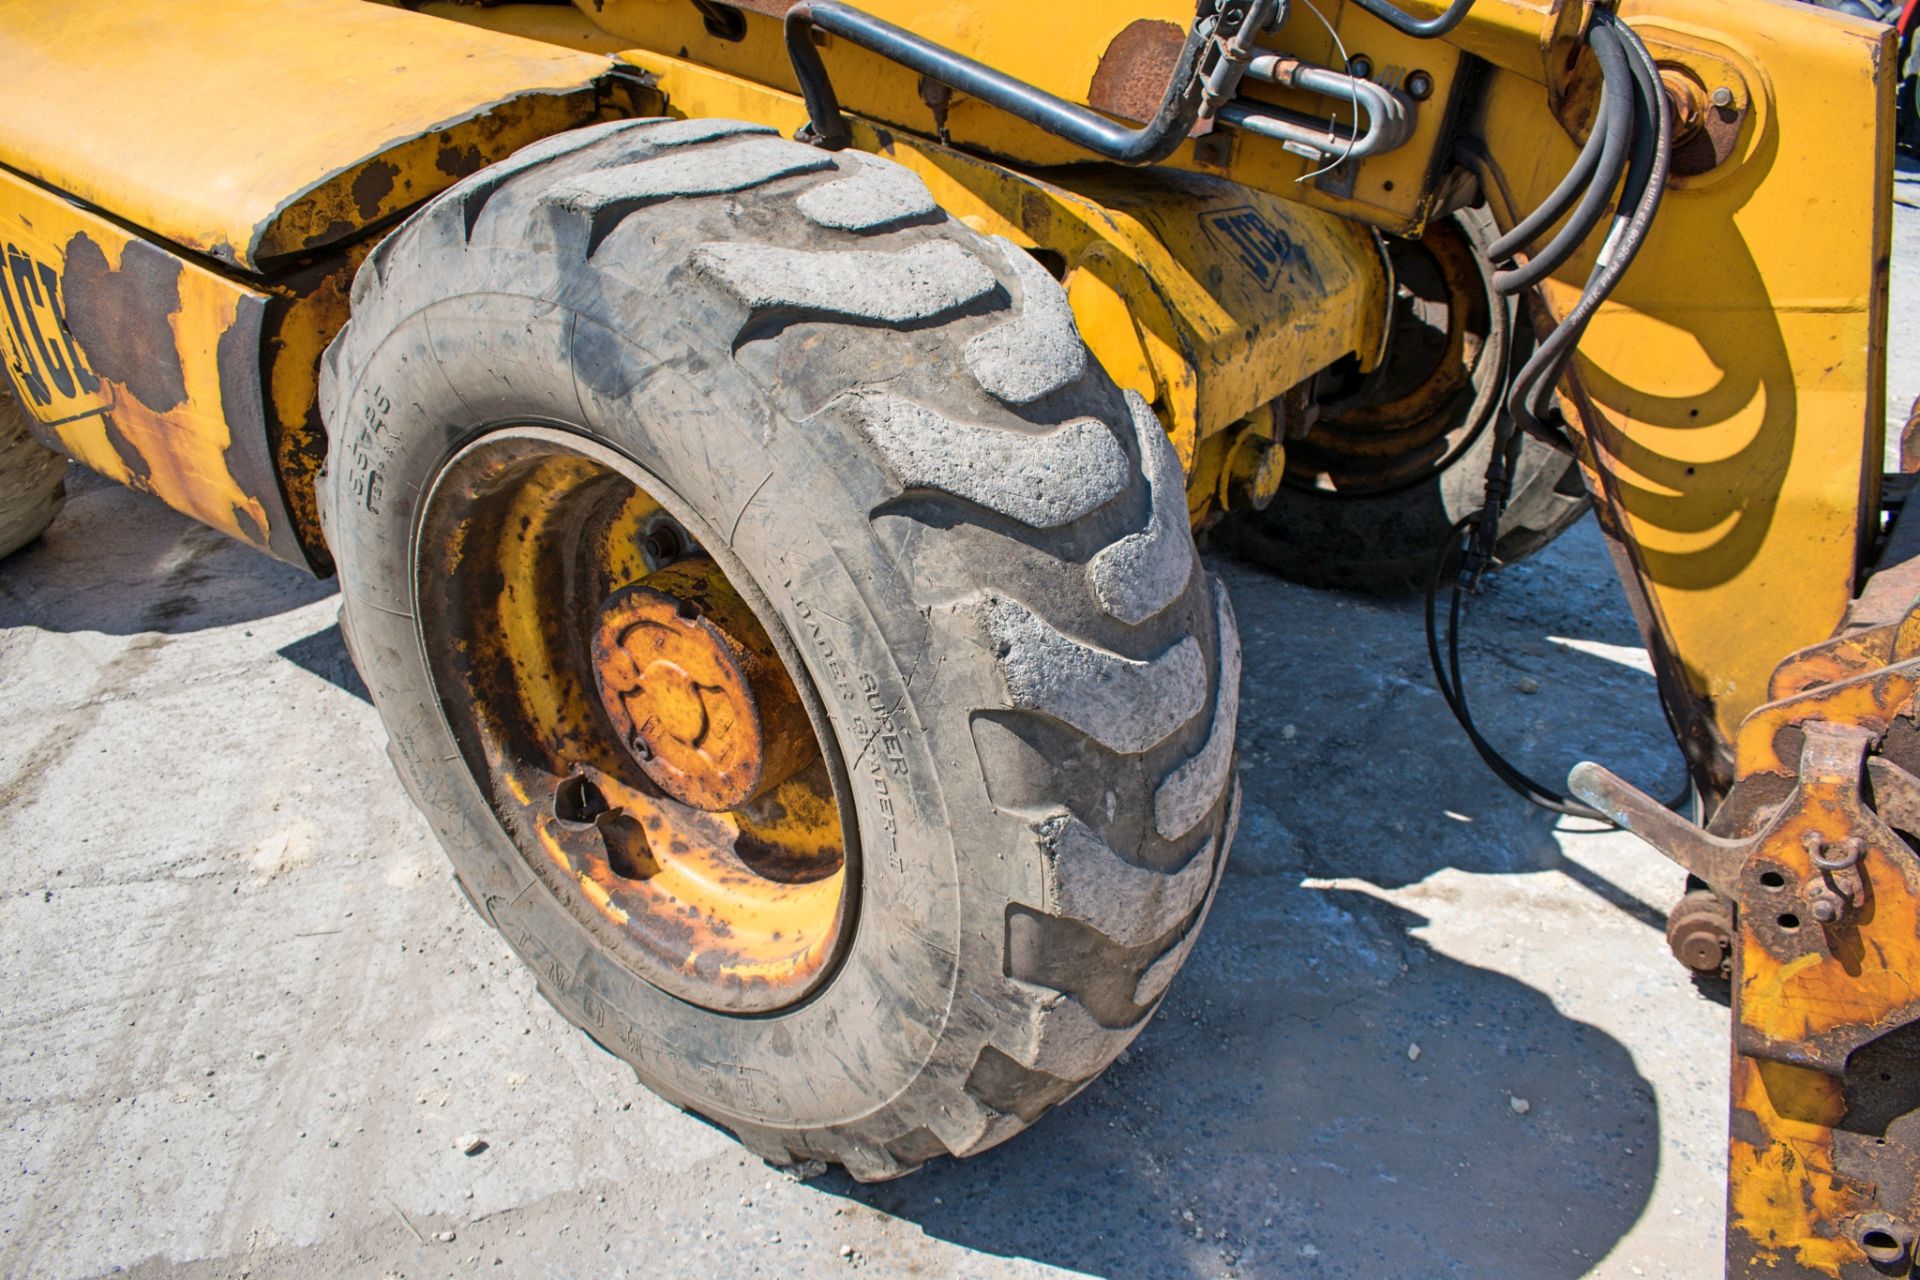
0,0,1902,1271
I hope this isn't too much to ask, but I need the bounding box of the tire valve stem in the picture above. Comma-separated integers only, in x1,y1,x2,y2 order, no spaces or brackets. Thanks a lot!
919,76,953,146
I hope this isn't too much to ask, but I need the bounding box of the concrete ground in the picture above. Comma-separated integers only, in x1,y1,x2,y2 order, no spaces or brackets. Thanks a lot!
1,163,1915,1280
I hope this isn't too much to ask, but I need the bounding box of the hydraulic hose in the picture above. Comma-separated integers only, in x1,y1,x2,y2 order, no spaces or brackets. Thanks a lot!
1490,26,1634,293
1509,15,1671,438
785,0,1220,162
1435,10,1682,822
1347,0,1478,38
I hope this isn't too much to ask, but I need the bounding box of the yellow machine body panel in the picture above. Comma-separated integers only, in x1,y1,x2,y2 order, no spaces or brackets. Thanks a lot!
1477,0,1894,762
569,0,1560,236
0,0,615,270
0,165,306,560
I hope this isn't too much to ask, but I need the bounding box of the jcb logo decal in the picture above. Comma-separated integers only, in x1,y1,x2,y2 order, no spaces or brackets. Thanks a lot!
0,241,103,422
1200,206,1322,295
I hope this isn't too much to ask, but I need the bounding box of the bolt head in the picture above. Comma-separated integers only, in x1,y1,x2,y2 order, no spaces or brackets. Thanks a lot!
1406,70,1434,101
1710,85,1734,108
1810,897,1840,923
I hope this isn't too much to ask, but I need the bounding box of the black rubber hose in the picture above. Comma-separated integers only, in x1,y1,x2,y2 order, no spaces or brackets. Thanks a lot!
1431,13,1686,824
1485,134,1604,261
1492,26,1635,296
1348,0,1478,39
1425,517,1612,818
1427,514,1692,821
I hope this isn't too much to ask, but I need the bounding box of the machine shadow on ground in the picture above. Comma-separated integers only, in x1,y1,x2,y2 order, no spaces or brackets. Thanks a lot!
0,468,334,636
0,468,1687,1278
834,522,1686,1278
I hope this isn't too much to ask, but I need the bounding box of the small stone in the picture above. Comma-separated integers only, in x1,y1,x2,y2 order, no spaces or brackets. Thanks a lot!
1518,677,1540,694
1509,1095,1531,1115
459,1134,488,1155
1300,1244,1320,1258
1281,724,1298,740
1407,1043,1422,1062
434,1230,457,1244
840,1245,854,1258
1182,1208,1196,1223
253,1051,267,1061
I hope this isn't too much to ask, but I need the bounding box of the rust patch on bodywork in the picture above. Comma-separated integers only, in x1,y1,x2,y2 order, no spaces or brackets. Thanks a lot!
349,161,398,222
0,1,627,271
62,235,188,412
1088,20,1186,124
0,165,313,567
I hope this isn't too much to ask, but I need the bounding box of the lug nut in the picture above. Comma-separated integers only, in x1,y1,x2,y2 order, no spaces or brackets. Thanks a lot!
1711,85,1734,108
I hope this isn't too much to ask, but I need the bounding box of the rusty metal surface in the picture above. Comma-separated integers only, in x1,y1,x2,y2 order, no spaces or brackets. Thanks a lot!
1087,19,1188,125
0,165,315,567
1286,213,1496,495
414,428,852,1014
590,558,816,812
1667,886,1734,978
0,0,617,271
1574,550,1920,1277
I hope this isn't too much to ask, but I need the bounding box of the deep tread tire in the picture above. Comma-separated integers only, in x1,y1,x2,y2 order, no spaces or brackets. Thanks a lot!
320,119,1239,1177
0,383,65,560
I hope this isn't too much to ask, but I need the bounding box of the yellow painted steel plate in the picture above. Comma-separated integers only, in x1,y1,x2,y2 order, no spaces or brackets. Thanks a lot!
0,0,615,270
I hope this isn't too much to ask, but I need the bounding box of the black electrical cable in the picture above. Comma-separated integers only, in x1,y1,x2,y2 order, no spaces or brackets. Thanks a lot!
1431,9,1685,823
1425,516,1692,821
1425,517,1608,816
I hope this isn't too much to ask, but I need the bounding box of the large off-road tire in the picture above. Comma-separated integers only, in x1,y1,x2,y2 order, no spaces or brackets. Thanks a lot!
0,382,66,560
1212,209,1587,594
319,119,1239,1178
1900,29,1920,159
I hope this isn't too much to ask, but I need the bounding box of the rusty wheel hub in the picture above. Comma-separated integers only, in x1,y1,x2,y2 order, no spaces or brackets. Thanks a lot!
414,428,855,1014
590,559,816,812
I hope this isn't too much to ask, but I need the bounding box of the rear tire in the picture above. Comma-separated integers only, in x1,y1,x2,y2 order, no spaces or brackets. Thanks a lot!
0,383,66,560
1898,30,1920,158
1213,209,1587,595
320,119,1239,1178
